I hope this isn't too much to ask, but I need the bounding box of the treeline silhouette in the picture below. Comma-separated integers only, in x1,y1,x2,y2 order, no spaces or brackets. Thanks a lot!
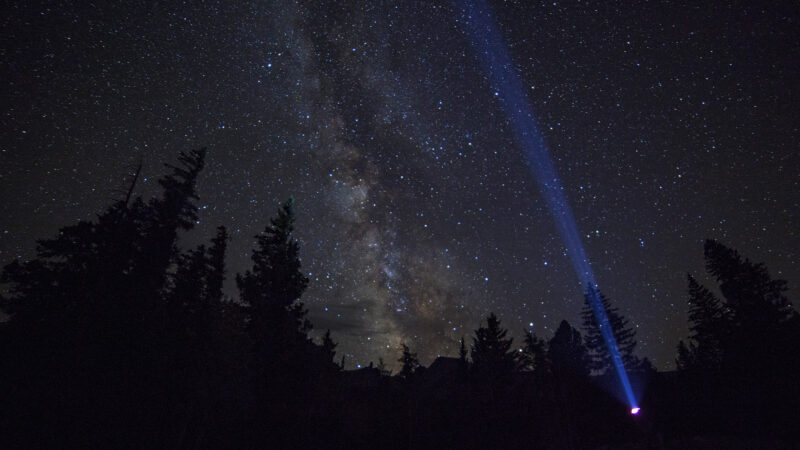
1,149,798,448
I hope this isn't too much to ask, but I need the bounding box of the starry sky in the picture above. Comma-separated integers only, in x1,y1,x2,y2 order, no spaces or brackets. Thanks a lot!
2,0,798,370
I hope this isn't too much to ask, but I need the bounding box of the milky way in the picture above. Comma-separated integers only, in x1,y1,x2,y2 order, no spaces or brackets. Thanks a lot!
2,0,798,370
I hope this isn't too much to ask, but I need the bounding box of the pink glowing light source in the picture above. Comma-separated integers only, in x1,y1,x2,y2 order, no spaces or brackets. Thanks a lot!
630,407,641,415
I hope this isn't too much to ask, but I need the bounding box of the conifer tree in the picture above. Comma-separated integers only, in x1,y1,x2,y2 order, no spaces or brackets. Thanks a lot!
136,148,206,303
167,226,228,335
164,230,231,447
548,320,589,378
676,240,799,434
237,198,310,367
320,329,338,366
676,274,727,371
703,239,793,330
520,330,547,373
470,313,517,381
0,149,207,447
398,343,420,379
581,286,638,374
679,240,797,375
1,148,206,331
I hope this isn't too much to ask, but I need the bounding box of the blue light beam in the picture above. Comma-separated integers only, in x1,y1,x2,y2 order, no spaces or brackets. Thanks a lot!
458,0,637,409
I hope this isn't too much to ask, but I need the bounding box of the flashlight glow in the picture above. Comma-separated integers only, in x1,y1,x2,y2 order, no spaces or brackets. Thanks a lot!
630,407,641,415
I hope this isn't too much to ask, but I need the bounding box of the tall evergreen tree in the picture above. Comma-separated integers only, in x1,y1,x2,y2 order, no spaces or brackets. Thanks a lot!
470,313,517,381
675,240,800,436
679,240,797,375
675,274,727,371
163,227,232,448
548,320,589,378
166,225,228,334
235,199,320,447
703,239,793,330
581,286,638,374
135,148,206,304
237,197,311,357
519,330,547,373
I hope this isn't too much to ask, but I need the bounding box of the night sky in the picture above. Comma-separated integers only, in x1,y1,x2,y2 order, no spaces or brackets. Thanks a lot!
2,0,798,371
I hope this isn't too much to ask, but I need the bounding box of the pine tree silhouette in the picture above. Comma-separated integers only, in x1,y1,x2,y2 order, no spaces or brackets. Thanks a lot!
548,320,589,378
674,240,800,437
680,240,798,376
398,343,420,379
470,313,517,382
0,149,207,447
703,239,794,337
235,198,315,446
163,226,232,448
318,329,341,370
237,197,310,353
136,148,206,305
581,286,638,374
520,329,547,374
676,274,727,372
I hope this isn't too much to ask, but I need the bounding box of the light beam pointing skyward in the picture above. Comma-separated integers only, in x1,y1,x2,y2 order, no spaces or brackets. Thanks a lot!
457,0,638,410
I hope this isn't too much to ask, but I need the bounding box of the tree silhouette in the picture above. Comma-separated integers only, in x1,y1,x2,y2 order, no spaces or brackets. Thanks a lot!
163,226,233,448
165,226,229,341
678,240,797,375
314,328,343,373
704,240,794,327
0,149,207,447
581,286,638,374
470,313,517,382
234,198,318,446
321,329,338,361
548,320,589,378
1,148,204,330
519,330,547,373
7,149,800,447
1,147,206,347
136,148,206,305
458,335,468,363
398,343,420,379
237,197,311,359
702,240,796,377
676,274,727,372
673,240,800,437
